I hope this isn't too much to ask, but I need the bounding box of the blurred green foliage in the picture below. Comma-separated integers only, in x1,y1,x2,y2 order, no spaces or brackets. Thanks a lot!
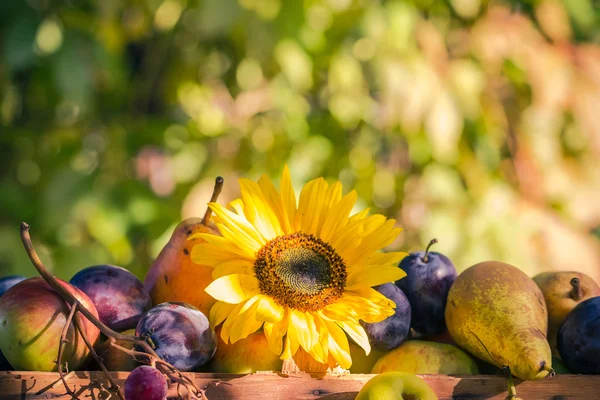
2,0,600,282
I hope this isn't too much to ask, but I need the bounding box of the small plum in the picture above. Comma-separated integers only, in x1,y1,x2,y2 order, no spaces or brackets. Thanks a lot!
558,296,600,374
0,276,26,297
124,365,168,400
396,239,457,336
136,302,216,371
361,283,411,352
70,265,151,331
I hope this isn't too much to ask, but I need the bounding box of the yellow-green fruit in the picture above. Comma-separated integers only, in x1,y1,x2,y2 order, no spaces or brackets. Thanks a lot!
533,271,600,356
445,261,552,380
206,329,282,373
371,340,479,375
356,372,438,400
349,342,386,374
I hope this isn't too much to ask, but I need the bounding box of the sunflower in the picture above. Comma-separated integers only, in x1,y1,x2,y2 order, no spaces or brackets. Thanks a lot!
191,167,406,369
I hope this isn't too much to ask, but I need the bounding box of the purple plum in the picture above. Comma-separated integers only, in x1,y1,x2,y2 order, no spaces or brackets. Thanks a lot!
0,276,26,297
361,283,411,351
124,365,168,400
70,265,151,331
396,239,457,336
558,296,600,374
135,302,216,371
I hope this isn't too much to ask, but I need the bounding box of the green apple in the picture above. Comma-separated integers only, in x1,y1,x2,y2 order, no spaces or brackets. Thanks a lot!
356,372,438,400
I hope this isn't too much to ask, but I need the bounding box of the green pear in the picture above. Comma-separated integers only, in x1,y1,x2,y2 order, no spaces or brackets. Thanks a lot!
371,340,479,375
445,261,553,380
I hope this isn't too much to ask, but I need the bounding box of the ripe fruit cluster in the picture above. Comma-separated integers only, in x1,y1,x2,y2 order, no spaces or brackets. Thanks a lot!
0,175,599,400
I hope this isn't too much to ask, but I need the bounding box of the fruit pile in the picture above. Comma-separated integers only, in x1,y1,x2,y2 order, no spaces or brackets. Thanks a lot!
1,176,600,400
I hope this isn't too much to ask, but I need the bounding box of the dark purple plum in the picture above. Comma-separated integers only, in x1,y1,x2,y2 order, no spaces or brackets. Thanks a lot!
124,365,168,400
0,276,26,297
558,296,600,374
135,302,216,371
396,239,457,336
361,283,411,351
70,265,151,331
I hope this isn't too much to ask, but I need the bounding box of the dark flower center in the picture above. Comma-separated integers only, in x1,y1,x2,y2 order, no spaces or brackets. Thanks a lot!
254,233,347,312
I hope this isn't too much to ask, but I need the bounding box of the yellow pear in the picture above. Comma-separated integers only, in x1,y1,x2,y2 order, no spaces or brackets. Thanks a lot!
371,340,479,375
206,327,282,373
533,271,600,356
445,261,553,380
144,177,223,317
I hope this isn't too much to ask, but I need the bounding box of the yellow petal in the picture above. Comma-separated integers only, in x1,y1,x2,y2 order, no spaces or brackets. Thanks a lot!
209,202,266,252
230,298,263,343
209,301,236,327
239,178,283,241
304,312,326,363
289,309,312,351
295,178,328,235
338,320,371,355
191,242,253,267
319,190,357,243
212,259,255,279
256,295,285,323
336,295,395,324
264,310,289,355
322,318,351,369
364,251,408,267
258,174,292,234
220,302,246,343
227,198,245,216
205,274,260,304
322,301,358,322
350,222,402,265
346,265,406,291
280,165,297,229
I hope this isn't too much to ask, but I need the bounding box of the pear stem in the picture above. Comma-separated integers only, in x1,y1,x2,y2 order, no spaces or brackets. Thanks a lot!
570,277,583,301
201,176,224,226
543,364,556,378
502,365,519,400
422,238,438,263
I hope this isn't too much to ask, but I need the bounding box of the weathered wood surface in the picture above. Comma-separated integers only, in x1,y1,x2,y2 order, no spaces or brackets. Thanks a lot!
0,371,599,399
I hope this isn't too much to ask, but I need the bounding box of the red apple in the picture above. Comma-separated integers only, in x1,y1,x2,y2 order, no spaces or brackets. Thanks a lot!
0,277,101,371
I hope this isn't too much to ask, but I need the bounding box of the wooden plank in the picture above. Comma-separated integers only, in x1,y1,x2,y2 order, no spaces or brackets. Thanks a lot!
0,371,599,399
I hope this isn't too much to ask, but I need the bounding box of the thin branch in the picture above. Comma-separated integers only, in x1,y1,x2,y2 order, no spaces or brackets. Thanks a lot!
57,301,79,398
20,222,209,400
20,223,159,358
73,316,125,400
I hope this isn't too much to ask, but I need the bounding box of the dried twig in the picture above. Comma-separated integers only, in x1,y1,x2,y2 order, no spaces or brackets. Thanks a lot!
57,301,79,398
72,315,125,400
20,222,208,400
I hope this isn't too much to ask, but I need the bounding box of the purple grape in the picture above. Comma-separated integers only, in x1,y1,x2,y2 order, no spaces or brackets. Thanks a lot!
396,239,457,336
136,302,216,371
0,275,26,297
361,283,411,351
70,265,151,331
124,365,168,400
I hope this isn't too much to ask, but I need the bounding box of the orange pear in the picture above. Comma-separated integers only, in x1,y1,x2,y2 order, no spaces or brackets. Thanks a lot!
144,177,223,317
